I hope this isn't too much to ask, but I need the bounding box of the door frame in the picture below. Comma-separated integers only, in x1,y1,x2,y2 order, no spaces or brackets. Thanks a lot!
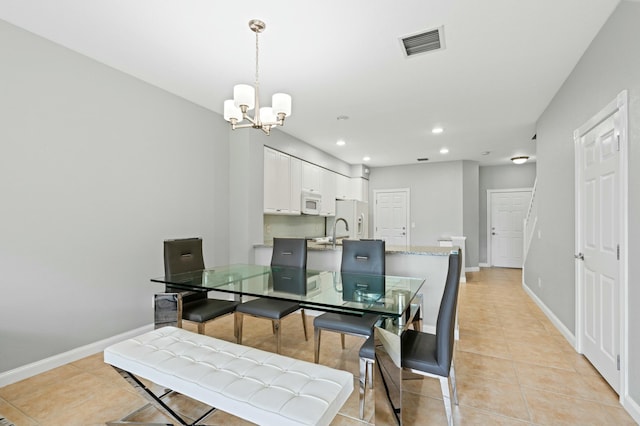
373,188,411,245
486,188,533,267
574,90,628,400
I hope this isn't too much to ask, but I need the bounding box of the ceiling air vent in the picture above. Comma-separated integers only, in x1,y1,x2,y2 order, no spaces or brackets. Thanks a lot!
401,26,445,57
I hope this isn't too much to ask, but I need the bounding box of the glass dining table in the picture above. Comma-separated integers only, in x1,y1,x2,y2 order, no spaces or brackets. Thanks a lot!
151,264,427,425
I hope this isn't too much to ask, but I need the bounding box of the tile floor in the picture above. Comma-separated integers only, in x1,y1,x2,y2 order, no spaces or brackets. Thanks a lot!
0,268,636,425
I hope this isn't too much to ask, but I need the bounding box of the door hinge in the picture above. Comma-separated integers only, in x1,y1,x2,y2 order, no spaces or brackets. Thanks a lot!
617,354,621,371
617,244,620,260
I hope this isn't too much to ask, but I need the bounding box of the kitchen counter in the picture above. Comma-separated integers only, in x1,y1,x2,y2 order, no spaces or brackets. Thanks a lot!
255,242,454,256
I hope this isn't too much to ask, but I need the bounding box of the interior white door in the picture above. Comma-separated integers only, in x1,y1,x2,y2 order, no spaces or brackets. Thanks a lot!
576,109,622,393
374,189,409,246
490,191,531,268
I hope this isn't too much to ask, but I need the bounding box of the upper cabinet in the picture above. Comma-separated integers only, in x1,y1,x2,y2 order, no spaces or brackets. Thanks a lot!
336,174,351,200
320,169,336,216
302,162,321,193
264,147,367,215
264,147,300,215
289,157,302,215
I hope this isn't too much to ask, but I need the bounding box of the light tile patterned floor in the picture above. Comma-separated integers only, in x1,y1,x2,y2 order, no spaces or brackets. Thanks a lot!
0,268,635,425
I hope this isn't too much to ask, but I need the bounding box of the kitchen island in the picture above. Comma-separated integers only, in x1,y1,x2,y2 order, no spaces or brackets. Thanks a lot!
254,242,460,333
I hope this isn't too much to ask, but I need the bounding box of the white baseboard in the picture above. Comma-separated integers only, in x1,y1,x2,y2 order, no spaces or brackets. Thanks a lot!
623,393,640,424
465,266,480,272
522,281,576,348
0,324,154,387
479,262,490,268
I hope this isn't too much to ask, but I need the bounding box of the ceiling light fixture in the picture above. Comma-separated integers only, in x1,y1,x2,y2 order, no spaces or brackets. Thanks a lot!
511,156,529,164
223,20,291,135
363,156,371,162
432,127,444,134
440,148,449,154
336,140,346,146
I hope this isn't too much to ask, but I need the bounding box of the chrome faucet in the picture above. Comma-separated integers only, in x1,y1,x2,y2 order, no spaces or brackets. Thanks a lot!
332,217,349,249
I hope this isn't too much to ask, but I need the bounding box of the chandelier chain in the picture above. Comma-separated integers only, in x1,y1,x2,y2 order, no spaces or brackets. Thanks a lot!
255,30,260,88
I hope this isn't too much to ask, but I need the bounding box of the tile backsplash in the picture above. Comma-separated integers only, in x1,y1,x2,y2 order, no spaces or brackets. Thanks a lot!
263,215,326,244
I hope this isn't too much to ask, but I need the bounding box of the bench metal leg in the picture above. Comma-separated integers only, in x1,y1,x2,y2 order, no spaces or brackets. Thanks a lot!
109,366,216,426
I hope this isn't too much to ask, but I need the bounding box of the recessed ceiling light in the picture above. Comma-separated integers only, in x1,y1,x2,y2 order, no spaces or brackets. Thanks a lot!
363,156,371,162
440,148,449,154
336,139,346,146
432,127,444,134
481,151,491,156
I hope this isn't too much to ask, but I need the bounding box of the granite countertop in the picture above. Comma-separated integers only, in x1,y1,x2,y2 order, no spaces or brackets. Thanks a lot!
255,242,455,256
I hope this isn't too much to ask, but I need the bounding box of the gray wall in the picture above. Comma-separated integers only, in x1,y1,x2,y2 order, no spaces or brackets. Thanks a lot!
368,161,466,251
525,0,640,406
462,161,480,267
479,163,537,264
0,20,231,372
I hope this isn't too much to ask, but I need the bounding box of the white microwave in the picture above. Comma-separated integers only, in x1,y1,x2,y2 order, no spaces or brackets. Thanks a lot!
301,191,322,215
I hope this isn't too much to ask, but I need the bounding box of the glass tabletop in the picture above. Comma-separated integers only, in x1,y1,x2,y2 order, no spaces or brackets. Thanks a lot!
151,264,425,317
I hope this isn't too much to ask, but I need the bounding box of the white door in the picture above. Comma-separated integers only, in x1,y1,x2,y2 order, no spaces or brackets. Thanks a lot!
374,189,409,246
575,92,627,393
489,190,531,268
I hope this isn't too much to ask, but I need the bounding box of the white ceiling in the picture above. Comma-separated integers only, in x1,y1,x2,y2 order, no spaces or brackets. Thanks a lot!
0,0,621,167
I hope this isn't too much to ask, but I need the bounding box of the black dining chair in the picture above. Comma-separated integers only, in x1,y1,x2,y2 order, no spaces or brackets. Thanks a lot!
163,238,239,334
313,239,385,364
400,249,462,426
234,238,308,354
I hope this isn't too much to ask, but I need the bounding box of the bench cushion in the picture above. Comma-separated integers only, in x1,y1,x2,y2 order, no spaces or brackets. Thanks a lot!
104,326,353,426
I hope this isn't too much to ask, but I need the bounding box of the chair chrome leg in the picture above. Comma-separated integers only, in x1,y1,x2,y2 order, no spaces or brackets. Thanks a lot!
359,357,368,420
439,376,454,426
233,312,239,339
274,320,282,354
314,328,321,363
450,362,459,405
235,312,243,344
300,309,308,341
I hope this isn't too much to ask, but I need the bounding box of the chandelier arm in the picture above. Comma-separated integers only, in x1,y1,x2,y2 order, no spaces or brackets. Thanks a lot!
233,123,256,130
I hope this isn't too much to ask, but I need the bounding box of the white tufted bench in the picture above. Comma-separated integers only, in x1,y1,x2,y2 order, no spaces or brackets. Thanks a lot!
104,326,353,426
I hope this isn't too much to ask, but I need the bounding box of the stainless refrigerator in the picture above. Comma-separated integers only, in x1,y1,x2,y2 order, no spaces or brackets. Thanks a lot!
329,200,369,240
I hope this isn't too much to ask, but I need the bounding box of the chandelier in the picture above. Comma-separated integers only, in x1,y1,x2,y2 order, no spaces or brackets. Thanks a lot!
223,19,292,135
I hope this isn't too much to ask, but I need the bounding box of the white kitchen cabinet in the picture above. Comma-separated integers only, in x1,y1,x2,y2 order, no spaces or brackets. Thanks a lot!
350,177,369,202
289,157,302,215
335,174,351,200
302,161,321,193
320,169,336,216
264,147,300,215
